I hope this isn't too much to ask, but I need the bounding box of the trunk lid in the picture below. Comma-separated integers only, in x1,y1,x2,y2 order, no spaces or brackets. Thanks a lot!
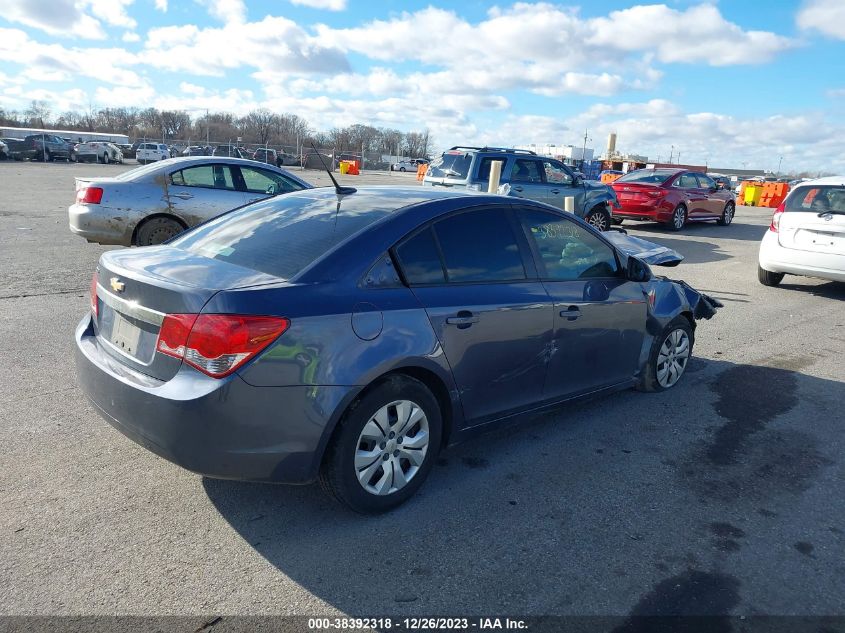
93,246,280,380
779,211,845,255
612,182,664,204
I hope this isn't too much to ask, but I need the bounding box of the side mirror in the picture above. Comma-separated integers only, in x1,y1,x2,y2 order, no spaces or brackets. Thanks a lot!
626,256,652,282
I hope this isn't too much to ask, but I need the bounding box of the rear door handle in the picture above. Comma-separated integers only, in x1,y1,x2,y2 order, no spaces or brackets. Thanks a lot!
559,306,582,321
446,312,479,328
172,192,193,200
512,185,523,193
550,189,560,194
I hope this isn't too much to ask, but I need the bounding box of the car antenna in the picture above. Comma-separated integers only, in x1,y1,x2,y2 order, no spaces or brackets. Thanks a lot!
310,142,356,195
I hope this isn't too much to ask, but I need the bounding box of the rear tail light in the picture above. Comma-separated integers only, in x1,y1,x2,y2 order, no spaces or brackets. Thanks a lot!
90,271,99,317
646,190,665,197
156,314,290,378
77,187,104,204
769,202,785,232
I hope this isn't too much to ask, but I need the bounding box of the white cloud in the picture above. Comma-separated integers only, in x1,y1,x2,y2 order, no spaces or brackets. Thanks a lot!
82,0,137,29
797,0,845,39
3,0,106,39
140,16,349,75
154,0,168,11
290,0,347,10
197,0,246,23
122,31,141,42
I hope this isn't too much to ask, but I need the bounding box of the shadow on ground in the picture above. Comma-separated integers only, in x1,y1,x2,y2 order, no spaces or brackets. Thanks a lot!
202,358,845,617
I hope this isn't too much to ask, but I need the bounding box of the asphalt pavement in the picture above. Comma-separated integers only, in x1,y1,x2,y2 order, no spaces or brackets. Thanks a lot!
1,161,843,619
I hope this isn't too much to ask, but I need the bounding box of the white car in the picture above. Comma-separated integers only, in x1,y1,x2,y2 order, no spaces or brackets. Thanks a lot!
75,141,123,164
135,142,170,164
758,176,845,285
391,158,426,172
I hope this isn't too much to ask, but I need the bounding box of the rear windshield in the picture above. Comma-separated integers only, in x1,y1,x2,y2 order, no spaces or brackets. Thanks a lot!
169,190,426,279
615,169,678,184
786,186,845,213
428,152,473,179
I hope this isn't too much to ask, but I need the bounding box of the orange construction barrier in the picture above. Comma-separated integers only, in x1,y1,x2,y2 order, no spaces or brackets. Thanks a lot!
600,173,622,184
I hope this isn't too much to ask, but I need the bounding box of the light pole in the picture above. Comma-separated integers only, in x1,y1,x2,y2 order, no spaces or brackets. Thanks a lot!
580,129,590,170
668,145,674,163
776,156,783,177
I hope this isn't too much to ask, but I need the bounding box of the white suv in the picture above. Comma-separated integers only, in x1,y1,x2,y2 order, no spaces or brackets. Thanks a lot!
758,176,845,285
136,143,170,164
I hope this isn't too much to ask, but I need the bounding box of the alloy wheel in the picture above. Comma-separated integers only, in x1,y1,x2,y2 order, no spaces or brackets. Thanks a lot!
656,329,690,388
354,399,430,496
723,204,734,225
673,207,685,229
587,212,608,231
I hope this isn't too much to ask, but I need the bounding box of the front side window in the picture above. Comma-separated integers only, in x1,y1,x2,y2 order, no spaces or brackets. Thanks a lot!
511,159,544,183
239,166,301,195
434,209,526,283
171,164,236,190
520,209,619,281
695,173,716,189
543,160,573,185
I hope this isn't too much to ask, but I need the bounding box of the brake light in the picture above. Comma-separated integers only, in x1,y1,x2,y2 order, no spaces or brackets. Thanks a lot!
156,314,290,378
77,187,103,204
90,271,99,317
646,190,665,197
769,202,785,232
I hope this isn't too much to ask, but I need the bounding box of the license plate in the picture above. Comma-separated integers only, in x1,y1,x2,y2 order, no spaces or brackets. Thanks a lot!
109,312,142,356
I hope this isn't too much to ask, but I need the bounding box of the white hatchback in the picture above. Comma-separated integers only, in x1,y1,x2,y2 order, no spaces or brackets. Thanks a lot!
136,142,170,164
758,177,845,285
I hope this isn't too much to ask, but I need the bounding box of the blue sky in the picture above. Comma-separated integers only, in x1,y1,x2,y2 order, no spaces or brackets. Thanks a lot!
1,0,844,172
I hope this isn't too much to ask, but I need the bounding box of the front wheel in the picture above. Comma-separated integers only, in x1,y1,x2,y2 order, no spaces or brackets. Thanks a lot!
399,167,406,172
638,317,694,392
102,153,110,164
758,265,784,287
320,375,442,513
717,202,735,226
585,206,611,231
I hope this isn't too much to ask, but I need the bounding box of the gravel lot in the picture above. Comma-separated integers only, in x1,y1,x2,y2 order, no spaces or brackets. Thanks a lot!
1,161,843,619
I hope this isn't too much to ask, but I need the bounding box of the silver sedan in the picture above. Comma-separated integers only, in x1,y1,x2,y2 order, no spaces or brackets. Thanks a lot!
68,156,313,246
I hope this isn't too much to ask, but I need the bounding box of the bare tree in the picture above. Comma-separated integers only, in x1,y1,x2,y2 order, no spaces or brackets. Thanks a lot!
240,108,276,145
24,100,51,128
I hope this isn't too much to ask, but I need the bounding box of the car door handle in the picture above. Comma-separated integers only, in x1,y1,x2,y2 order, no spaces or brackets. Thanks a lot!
511,185,523,192
446,312,479,328
172,192,193,200
248,197,263,203
559,306,582,321
550,189,560,194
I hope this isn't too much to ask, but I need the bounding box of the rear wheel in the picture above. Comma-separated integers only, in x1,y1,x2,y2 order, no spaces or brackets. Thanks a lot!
758,265,784,287
320,375,442,513
399,167,406,172
717,202,735,226
667,204,687,231
134,216,185,246
585,206,611,231
638,317,694,392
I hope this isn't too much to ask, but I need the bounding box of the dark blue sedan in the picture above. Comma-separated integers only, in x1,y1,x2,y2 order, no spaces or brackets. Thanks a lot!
75,186,720,513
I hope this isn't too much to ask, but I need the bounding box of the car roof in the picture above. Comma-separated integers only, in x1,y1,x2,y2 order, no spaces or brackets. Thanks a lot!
794,176,845,187
276,185,494,209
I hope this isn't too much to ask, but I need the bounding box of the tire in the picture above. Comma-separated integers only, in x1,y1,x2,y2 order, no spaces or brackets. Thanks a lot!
319,375,442,513
611,218,624,225
717,202,735,226
638,316,695,392
585,206,611,231
667,204,687,231
399,167,406,172
758,265,784,287
102,153,110,164
134,216,186,246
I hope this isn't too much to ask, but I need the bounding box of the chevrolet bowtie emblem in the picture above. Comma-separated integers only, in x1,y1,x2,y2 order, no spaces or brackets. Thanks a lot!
110,277,125,293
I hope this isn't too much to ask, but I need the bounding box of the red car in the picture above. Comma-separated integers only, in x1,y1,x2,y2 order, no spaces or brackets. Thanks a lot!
611,168,736,230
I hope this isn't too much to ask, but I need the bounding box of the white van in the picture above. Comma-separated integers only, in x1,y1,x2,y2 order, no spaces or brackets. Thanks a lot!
136,143,169,164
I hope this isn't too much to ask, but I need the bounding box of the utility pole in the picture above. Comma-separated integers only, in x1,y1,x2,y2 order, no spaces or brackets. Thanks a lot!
581,128,589,170
668,145,674,163
205,109,209,147
776,156,783,177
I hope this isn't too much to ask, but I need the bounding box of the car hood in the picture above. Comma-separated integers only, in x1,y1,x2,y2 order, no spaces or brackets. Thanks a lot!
603,231,684,267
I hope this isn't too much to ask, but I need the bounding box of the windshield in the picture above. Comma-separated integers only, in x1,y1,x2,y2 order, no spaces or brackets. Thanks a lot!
615,169,678,184
787,186,845,213
428,152,473,179
169,190,432,279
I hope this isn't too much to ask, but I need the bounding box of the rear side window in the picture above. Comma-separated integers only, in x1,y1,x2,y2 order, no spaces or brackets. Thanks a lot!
428,152,472,179
434,209,526,283
511,159,544,183
395,228,445,284
787,186,845,213
675,173,699,188
171,165,236,190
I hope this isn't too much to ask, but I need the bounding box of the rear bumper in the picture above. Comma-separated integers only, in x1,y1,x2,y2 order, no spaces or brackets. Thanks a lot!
759,231,845,282
613,201,673,222
68,203,134,245
75,315,351,483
